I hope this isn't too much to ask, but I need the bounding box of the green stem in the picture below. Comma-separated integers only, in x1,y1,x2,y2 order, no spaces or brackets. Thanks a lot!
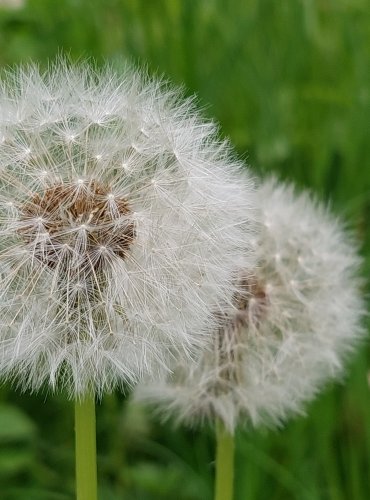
214,419,235,500
75,395,98,500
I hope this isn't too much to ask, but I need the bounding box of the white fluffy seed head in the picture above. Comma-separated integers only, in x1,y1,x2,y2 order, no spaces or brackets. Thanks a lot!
0,61,258,398
135,176,366,433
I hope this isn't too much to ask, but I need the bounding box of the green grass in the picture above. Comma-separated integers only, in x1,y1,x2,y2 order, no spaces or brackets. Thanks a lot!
0,0,369,498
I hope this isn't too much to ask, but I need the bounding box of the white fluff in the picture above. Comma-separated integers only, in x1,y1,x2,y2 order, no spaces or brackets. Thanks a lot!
135,177,366,432
0,61,257,397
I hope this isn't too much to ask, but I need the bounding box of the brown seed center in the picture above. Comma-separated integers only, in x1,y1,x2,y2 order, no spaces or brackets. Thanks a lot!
213,274,268,392
18,179,135,270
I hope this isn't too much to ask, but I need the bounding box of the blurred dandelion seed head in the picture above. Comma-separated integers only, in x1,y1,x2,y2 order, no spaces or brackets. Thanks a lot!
135,177,365,432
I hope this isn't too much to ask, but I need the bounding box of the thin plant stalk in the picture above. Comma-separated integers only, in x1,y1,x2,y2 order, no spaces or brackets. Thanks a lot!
215,419,235,500
75,394,98,500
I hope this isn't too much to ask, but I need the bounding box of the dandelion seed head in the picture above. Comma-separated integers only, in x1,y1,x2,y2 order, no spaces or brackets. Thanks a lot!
135,177,366,432
0,61,257,397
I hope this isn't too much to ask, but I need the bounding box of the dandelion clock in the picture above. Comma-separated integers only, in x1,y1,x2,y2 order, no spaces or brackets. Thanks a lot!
0,62,257,499
136,176,365,500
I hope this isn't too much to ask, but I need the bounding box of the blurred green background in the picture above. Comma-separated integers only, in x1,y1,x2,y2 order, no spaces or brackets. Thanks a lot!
0,0,369,498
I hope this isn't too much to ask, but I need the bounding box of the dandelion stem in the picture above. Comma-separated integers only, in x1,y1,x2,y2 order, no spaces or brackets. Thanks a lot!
215,419,235,500
75,394,98,500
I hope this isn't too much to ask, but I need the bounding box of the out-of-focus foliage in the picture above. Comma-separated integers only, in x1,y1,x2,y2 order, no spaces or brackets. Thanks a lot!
0,1,369,499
